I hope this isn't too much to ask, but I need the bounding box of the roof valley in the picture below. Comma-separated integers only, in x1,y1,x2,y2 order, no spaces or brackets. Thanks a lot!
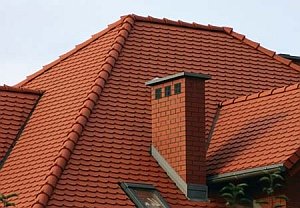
31,15,136,208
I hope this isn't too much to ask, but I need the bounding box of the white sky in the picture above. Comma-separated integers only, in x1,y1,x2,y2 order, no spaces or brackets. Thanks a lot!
0,0,299,86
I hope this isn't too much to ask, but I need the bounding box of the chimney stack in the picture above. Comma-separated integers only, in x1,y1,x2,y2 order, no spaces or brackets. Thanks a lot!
146,72,210,200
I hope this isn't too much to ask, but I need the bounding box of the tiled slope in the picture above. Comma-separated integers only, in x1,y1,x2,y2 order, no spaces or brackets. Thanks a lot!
47,51,221,208
0,23,122,207
115,20,300,140
0,86,41,162
48,19,300,207
207,84,300,175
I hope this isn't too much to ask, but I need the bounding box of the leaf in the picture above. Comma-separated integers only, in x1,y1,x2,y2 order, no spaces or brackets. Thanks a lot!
236,183,248,189
259,176,270,183
272,173,284,181
221,193,234,200
220,186,232,193
237,190,245,197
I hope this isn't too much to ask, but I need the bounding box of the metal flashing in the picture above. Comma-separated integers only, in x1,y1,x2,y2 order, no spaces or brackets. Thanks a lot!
208,164,285,183
151,145,208,201
206,104,221,150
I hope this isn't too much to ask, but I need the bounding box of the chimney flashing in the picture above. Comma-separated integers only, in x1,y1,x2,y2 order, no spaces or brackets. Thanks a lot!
151,145,208,201
146,71,210,201
145,72,211,86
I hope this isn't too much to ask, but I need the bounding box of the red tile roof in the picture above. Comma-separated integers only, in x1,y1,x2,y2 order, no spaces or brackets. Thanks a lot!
0,86,41,164
1,17,124,207
207,83,300,175
1,14,300,207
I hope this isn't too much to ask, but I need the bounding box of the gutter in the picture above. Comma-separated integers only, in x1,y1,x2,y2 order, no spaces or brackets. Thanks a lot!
208,164,285,184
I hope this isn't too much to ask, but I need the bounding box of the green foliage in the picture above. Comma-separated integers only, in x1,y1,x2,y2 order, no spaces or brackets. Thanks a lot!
0,193,17,207
220,171,288,208
257,171,288,208
220,183,252,207
259,172,284,196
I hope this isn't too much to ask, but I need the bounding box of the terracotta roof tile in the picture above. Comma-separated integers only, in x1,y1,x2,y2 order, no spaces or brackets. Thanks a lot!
0,86,41,164
32,16,136,208
0,16,124,207
207,83,300,175
1,14,300,207
47,15,300,207
222,26,300,72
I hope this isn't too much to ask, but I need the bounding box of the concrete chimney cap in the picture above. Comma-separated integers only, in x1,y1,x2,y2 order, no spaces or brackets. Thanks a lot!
145,72,211,86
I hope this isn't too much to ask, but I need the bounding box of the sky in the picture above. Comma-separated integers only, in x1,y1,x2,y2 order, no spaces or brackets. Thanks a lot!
0,0,299,86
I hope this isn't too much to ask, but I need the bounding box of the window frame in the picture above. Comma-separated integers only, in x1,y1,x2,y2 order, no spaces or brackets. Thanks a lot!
120,182,170,208
164,85,171,97
174,83,181,94
155,88,162,100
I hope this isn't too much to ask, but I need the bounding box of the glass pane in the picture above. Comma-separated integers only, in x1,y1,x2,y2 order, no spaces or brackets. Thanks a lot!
155,88,162,99
133,188,166,208
174,83,181,94
165,86,171,97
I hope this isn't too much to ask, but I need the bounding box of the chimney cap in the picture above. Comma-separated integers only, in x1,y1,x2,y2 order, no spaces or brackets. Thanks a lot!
145,72,211,86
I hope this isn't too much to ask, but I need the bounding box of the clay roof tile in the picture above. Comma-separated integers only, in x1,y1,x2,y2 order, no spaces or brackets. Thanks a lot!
2,14,300,207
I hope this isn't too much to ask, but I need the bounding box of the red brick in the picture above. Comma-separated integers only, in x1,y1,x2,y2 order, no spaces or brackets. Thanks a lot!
149,74,207,186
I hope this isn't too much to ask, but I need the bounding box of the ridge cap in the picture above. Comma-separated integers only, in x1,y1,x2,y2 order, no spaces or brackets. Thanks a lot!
220,82,300,107
31,14,135,208
128,14,225,32
0,85,44,95
129,14,300,73
15,14,300,88
15,16,127,88
223,28,300,73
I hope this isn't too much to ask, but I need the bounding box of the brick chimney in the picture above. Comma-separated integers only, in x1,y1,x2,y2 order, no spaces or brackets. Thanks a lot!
146,72,210,200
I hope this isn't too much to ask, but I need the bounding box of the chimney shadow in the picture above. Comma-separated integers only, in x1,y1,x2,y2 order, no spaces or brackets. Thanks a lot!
206,110,289,175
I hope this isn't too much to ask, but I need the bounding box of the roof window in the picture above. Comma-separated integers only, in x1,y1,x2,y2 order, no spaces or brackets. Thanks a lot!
120,182,169,208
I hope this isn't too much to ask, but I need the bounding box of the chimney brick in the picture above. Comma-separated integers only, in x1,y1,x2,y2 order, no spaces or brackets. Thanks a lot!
146,72,210,200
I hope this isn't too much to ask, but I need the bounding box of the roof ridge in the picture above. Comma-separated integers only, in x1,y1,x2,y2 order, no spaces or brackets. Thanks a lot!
223,27,300,72
128,14,224,32
15,16,126,88
220,82,300,107
0,85,43,95
16,14,300,88
31,15,136,208
129,14,300,73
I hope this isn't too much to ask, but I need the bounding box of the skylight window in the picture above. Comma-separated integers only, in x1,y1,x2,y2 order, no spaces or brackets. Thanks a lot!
120,182,169,208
